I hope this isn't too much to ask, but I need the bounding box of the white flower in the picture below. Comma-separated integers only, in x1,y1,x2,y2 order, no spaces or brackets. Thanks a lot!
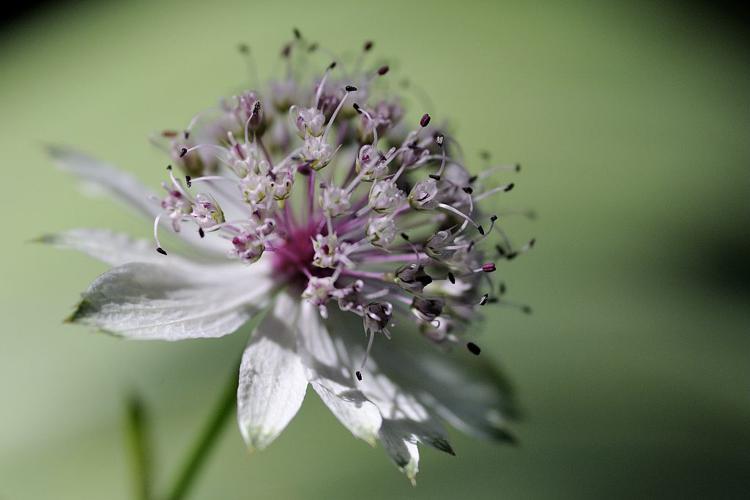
43,37,532,483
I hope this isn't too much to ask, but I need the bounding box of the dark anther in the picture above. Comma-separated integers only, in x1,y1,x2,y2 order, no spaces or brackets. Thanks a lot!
498,282,507,294
377,65,389,75
328,61,337,70
400,232,410,241
363,40,373,52
462,186,473,194
468,175,478,183
495,244,506,256
293,28,302,39
466,342,481,355
353,103,362,114
487,297,499,304
490,215,498,222
183,131,190,139
185,175,192,187
355,371,363,381
281,44,291,58
417,273,433,287
345,85,358,92
479,294,489,305
447,272,455,284
529,238,536,248
198,227,205,238
166,165,173,171
506,252,518,260
156,247,167,256
482,263,496,273
420,113,431,127
504,183,515,192
477,225,485,236
515,163,522,172
179,148,188,158
161,130,178,138
429,174,441,181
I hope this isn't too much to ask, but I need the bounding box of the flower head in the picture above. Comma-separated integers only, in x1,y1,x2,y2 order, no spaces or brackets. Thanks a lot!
45,32,534,483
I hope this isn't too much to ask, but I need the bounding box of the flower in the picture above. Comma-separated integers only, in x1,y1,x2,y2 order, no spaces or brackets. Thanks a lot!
43,33,533,483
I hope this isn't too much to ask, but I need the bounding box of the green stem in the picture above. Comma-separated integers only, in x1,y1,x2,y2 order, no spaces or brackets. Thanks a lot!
164,363,239,500
125,394,153,500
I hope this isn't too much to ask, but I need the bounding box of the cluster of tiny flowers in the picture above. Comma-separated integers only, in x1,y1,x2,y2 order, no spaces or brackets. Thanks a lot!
151,33,534,380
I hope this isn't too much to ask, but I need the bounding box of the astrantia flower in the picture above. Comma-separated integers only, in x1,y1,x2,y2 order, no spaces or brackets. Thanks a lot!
44,34,534,482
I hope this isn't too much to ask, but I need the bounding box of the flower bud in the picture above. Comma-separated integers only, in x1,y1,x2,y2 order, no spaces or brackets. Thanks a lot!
363,302,393,334
411,296,444,322
368,180,405,214
236,91,264,132
291,106,326,137
302,135,334,170
366,216,396,248
394,263,433,293
271,168,295,201
408,178,439,210
319,185,351,216
191,193,225,229
231,231,265,263
355,145,389,181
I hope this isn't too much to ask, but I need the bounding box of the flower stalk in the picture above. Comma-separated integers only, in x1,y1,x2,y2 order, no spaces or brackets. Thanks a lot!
164,361,239,500
125,395,153,500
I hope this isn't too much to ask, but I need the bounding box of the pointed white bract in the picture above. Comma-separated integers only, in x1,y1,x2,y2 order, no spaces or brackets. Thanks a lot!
70,261,273,340
47,32,530,481
298,302,382,445
237,293,308,450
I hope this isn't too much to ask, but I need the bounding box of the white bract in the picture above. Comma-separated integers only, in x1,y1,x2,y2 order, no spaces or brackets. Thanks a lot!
43,34,532,483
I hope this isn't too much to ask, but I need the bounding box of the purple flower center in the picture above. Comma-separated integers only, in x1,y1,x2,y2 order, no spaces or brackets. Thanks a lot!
271,218,333,286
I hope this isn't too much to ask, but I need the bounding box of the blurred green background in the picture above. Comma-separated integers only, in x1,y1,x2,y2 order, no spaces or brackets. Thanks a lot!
1,0,749,498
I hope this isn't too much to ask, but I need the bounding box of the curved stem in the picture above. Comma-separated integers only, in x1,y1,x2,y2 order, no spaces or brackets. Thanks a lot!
164,361,239,500
126,394,153,500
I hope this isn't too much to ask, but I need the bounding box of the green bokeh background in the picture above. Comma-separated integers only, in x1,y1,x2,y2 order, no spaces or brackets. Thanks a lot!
1,0,748,498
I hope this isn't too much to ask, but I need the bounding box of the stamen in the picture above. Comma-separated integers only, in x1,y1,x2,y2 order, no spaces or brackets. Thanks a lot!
473,183,514,202
181,143,229,162
166,166,190,198
153,214,167,255
466,342,481,355
323,86,356,139
314,61,337,109
186,175,237,185
354,105,379,147
472,262,496,274
429,134,446,181
356,329,376,381
237,43,259,89
437,203,482,232
244,101,262,145
477,163,522,179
